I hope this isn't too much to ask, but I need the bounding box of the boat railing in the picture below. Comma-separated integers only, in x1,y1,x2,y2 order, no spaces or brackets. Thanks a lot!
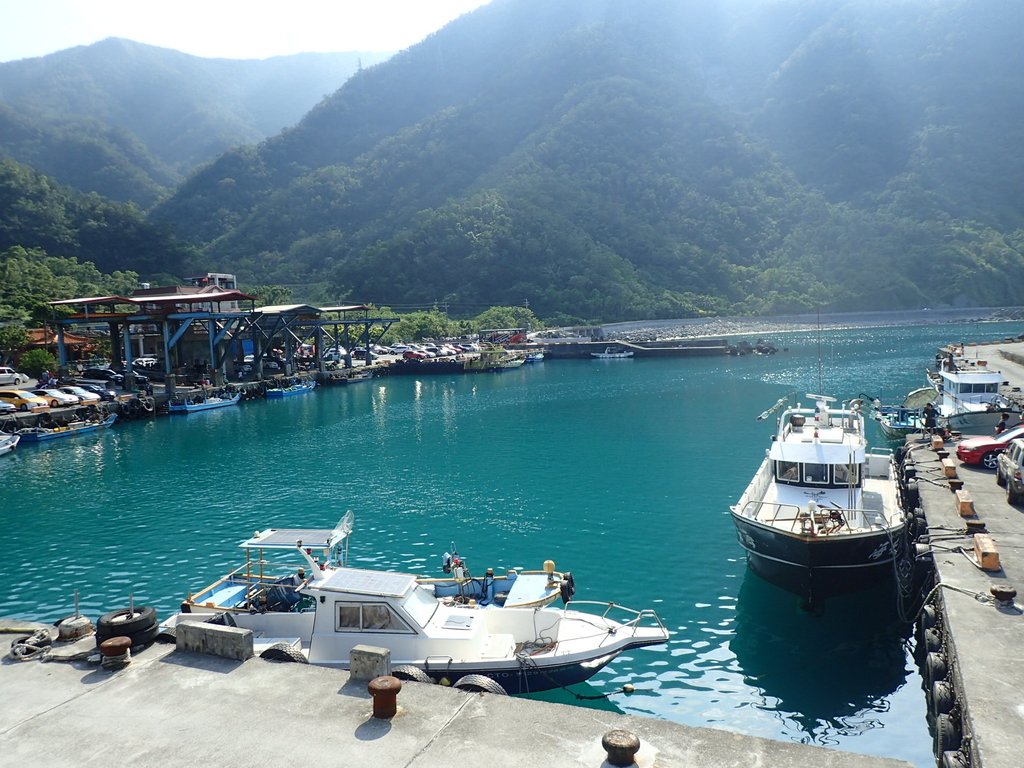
563,600,666,633
738,500,858,536
187,561,312,611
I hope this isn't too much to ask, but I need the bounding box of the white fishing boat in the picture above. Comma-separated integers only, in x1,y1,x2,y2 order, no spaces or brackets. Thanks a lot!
591,347,633,359
165,516,667,694
730,394,907,605
168,391,241,413
0,432,19,457
928,353,1016,432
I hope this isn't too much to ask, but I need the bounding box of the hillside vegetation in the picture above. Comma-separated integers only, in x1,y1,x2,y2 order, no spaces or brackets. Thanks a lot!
4,1,1024,324
0,39,389,206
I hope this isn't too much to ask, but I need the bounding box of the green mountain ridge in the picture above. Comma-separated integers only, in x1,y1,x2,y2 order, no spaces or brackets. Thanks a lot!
0,38,391,205
5,0,1024,323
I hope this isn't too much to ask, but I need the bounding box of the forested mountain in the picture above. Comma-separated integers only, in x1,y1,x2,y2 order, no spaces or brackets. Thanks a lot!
6,1,1024,323
0,39,389,206
146,0,1024,322
0,159,195,279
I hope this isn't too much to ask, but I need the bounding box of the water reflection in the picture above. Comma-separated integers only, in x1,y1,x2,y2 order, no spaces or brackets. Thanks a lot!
730,573,914,745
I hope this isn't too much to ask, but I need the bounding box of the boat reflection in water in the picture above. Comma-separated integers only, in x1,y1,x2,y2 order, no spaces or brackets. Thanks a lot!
730,574,915,746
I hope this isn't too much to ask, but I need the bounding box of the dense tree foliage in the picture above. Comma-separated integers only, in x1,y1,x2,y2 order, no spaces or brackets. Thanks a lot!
7,1,1024,323
0,159,196,277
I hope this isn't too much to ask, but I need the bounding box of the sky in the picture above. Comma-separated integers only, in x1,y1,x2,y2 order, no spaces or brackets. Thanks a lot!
0,0,493,63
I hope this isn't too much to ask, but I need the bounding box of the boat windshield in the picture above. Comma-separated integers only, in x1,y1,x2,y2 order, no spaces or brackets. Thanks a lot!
404,585,441,628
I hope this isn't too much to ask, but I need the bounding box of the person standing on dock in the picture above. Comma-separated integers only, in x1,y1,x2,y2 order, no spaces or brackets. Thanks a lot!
923,402,937,435
995,413,1009,434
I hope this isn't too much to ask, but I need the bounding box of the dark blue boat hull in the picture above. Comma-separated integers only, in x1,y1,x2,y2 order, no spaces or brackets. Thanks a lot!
731,513,904,602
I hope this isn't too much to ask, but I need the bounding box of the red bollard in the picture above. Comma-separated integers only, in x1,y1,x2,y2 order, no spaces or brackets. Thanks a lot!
367,675,402,719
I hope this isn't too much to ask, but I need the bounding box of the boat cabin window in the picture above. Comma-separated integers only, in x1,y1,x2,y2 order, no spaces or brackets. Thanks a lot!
777,461,800,481
334,602,413,633
833,463,859,485
775,460,859,487
803,463,829,485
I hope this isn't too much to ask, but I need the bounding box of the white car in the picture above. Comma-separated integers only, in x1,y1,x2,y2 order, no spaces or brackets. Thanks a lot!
58,385,101,403
0,366,29,386
32,388,80,407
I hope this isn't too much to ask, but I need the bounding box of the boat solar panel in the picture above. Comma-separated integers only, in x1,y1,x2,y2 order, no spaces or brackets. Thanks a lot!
320,568,416,597
241,528,337,549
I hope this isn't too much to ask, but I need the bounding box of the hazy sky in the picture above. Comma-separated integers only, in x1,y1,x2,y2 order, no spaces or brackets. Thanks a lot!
0,0,493,62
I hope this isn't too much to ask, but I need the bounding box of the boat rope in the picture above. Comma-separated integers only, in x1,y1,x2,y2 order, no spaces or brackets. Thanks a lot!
7,629,53,662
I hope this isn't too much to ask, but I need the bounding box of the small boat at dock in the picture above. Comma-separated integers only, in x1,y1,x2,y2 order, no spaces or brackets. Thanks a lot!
927,352,1017,432
591,347,633,359
0,432,20,456
265,380,317,398
15,413,117,442
730,394,907,604
166,516,668,694
168,391,241,413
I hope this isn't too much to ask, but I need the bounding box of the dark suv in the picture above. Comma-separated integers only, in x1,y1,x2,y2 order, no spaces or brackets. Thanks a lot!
82,368,125,387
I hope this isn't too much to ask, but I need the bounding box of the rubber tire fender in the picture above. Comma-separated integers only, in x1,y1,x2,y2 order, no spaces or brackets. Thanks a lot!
260,642,308,663
559,571,575,604
96,605,157,639
391,664,435,684
931,680,955,717
934,712,962,753
452,674,508,695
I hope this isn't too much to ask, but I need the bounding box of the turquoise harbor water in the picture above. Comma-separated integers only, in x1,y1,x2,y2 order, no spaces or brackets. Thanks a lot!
4,319,1021,765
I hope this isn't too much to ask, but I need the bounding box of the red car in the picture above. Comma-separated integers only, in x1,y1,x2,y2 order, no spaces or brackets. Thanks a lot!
956,424,1024,469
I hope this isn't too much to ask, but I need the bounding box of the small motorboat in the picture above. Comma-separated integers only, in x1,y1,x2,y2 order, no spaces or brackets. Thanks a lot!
168,391,241,413
266,380,317,398
591,347,633,359
166,515,667,694
15,413,117,442
730,394,908,604
0,432,20,456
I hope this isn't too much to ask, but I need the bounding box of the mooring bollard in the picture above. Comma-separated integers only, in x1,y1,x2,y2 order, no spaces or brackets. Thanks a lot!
601,729,641,767
368,675,402,719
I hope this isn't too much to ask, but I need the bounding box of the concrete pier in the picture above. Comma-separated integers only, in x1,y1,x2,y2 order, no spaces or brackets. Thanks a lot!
909,337,1024,768
0,640,910,768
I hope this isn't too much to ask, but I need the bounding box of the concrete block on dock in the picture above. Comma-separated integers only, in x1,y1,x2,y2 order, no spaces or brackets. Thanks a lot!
350,644,391,681
941,458,958,478
931,435,945,450
176,620,253,661
973,534,1001,571
955,489,975,517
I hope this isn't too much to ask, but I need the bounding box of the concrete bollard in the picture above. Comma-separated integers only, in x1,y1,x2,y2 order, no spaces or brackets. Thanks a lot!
601,729,641,766
350,644,391,680
367,675,402,719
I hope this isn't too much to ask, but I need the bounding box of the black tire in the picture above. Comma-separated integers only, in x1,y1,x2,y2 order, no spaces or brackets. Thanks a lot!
981,451,1000,470
392,665,435,684
1008,485,1022,505
926,652,948,687
924,628,943,653
931,680,955,716
96,605,157,639
452,674,508,695
934,712,962,753
996,469,1007,487
19,404,28,412
260,642,307,663
128,622,161,648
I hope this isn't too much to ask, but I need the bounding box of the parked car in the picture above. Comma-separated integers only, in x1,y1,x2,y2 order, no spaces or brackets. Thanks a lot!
81,368,125,387
109,367,150,387
996,438,1024,504
402,350,428,360
0,366,29,386
0,400,16,414
0,389,50,412
57,385,101,403
956,425,1024,469
71,381,118,401
32,388,80,407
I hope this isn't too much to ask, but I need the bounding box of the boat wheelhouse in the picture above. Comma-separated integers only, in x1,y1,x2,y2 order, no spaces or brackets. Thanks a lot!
730,395,906,603
929,358,1014,432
